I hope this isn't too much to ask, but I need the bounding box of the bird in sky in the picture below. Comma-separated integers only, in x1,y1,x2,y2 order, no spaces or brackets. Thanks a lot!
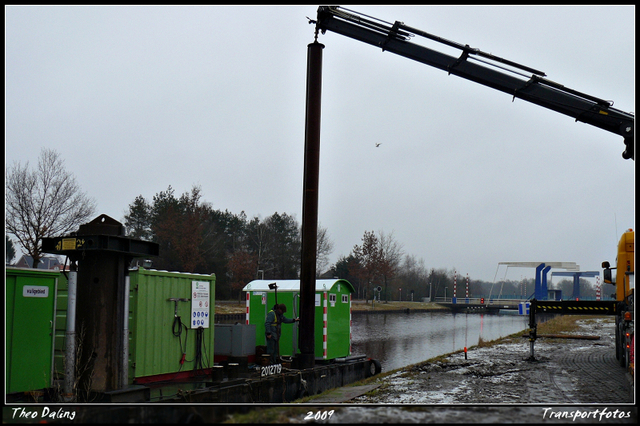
375,143,381,147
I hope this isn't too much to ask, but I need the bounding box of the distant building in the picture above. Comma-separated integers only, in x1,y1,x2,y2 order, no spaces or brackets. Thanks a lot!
14,255,63,270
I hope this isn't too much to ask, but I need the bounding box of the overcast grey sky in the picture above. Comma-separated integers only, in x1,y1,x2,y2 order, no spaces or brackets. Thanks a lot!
5,5,635,284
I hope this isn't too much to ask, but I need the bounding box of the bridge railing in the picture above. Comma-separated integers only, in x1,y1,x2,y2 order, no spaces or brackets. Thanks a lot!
433,297,529,306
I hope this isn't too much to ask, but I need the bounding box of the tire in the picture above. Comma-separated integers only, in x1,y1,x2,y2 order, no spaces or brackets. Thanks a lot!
621,329,631,370
615,322,621,361
618,322,627,368
366,359,382,378
620,341,628,369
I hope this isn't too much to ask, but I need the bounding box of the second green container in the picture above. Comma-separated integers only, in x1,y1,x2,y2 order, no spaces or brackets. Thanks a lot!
242,279,355,360
128,268,216,383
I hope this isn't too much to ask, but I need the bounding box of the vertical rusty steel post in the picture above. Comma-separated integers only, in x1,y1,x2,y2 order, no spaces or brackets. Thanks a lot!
298,41,324,370
41,214,158,394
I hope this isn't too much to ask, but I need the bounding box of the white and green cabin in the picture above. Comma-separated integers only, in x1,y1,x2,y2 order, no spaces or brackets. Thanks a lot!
242,279,355,361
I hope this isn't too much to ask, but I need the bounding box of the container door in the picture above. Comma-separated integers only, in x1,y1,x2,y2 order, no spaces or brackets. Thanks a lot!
327,290,351,359
7,274,56,394
315,291,326,359
274,293,295,357
248,291,268,345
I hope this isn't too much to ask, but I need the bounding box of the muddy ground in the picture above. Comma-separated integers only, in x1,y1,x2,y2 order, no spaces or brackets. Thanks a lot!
350,317,632,405
298,316,636,424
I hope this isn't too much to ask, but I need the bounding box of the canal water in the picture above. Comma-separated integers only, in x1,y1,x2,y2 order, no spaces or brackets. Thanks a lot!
350,311,529,372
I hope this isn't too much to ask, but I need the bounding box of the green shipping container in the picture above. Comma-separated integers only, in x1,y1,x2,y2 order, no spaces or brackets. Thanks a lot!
127,268,216,383
53,268,216,385
6,267,59,394
242,279,354,360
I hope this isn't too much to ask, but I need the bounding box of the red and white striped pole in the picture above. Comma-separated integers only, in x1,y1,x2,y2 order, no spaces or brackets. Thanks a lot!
466,273,469,300
596,277,601,301
245,292,250,325
323,292,328,359
453,271,457,300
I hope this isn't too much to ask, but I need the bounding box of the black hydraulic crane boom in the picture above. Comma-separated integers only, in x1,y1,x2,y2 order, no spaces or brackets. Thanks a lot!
314,6,634,160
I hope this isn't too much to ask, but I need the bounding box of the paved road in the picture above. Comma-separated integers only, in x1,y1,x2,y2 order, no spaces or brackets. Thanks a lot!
555,345,632,403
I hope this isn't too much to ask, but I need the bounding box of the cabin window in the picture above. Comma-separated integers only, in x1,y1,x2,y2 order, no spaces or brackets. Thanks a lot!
342,295,349,303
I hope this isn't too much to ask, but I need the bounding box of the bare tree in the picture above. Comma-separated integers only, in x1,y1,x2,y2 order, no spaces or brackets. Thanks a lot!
6,148,96,268
398,254,429,300
247,216,273,278
6,235,17,264
316,223,334,277
378,230,404,301
227,249,258,302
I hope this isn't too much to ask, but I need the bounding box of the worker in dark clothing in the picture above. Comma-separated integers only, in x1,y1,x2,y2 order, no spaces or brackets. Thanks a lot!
265,303,298,364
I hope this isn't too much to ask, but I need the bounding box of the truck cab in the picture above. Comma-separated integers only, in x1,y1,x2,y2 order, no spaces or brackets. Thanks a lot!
602,229,634,374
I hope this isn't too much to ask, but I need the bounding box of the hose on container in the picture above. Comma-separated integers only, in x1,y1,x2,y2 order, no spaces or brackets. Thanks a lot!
172,314,189,369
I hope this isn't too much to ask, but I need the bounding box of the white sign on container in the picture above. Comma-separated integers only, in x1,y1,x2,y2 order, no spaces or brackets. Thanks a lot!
191,281,210,328
22,285,49,298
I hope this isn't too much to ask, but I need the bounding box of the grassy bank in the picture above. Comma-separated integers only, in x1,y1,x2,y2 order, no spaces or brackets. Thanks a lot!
215,300,448,315
350,300,448,312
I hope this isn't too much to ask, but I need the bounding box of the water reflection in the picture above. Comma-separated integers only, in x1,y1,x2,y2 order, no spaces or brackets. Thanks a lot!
351,311,529,372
